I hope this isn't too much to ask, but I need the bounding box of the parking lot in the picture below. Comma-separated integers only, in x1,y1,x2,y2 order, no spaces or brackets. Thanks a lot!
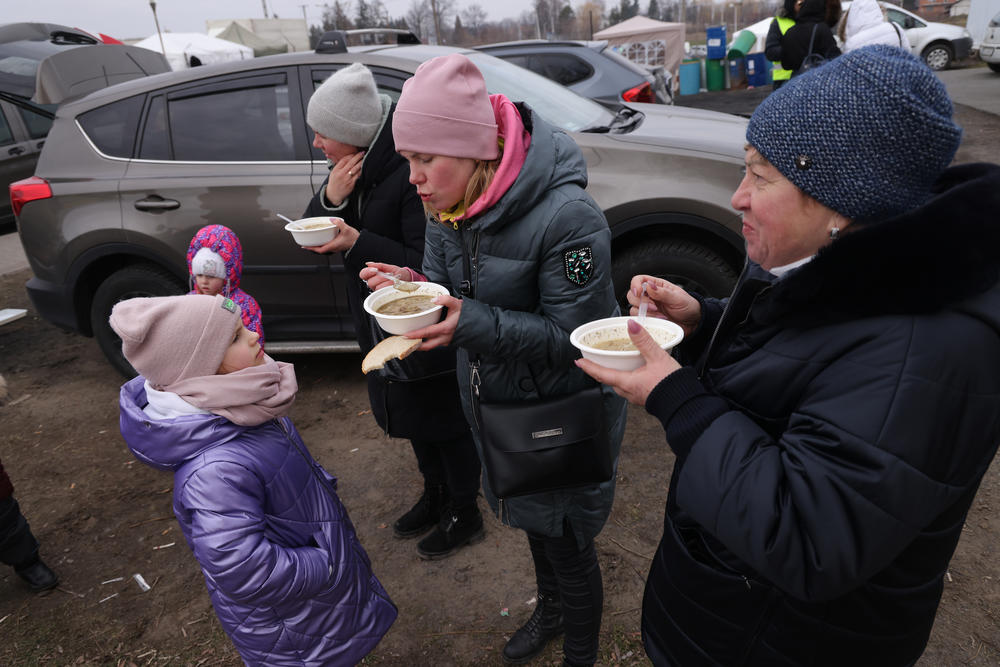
2,72,999,665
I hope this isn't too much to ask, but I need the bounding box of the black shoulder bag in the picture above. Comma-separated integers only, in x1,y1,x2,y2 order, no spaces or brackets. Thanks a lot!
460,233,613,499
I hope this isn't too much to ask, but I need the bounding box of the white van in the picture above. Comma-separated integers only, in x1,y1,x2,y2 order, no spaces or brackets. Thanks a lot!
978,10,1000,72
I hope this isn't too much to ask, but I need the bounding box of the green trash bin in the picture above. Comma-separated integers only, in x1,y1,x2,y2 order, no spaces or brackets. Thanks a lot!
727,30,757,59
706,59,725,91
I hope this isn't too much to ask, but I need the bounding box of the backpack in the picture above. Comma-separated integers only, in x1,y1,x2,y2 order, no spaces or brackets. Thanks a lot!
799,24,827,73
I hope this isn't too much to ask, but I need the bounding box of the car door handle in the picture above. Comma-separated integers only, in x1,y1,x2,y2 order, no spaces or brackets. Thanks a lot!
8,146,25,156
134,196,180,212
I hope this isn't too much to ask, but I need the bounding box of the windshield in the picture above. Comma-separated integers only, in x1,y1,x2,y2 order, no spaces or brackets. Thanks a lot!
466,52,615,132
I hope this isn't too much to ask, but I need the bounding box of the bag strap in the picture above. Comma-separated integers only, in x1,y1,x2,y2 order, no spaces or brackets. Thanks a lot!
457,227,484,395
806,23,819,56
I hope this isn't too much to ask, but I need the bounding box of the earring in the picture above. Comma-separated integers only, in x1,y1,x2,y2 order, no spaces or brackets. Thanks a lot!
829,227,840,240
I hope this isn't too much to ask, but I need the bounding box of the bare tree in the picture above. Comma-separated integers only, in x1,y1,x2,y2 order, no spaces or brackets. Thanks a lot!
322,1,354,30
462,4,489,36
405,0,432,40
534,0,550,37
428,0,457,44
576,0,606,38
356,0,377,28
558,4,577,37
371,0,390,25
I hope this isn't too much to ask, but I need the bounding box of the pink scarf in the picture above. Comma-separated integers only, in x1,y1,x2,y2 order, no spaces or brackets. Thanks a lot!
459,94,531,221
164,356,297,426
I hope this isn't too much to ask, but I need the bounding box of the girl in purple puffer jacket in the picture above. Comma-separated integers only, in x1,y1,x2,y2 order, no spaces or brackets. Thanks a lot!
111,293,396,666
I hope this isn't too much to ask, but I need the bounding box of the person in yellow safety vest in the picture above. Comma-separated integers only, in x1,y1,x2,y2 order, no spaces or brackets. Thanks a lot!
765,0,803,89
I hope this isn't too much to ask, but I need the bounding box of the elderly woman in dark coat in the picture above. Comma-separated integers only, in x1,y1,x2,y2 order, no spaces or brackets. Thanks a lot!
580,45,1000,666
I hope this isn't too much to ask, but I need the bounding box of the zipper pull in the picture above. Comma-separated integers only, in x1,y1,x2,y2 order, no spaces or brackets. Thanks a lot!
470,360,481,398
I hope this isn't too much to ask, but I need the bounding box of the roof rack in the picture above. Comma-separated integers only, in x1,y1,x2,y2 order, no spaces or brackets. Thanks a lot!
314,28,420,54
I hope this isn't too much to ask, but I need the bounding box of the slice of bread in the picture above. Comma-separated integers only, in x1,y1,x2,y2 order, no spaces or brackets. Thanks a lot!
362,336,422,374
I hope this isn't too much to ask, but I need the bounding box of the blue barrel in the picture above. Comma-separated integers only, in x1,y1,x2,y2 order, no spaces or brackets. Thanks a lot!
728,57,746,88
678,60,701,95
746,53,773,87
706,25,727,60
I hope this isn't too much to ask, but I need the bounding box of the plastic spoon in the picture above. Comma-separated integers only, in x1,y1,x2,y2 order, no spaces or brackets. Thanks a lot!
372,268,419,292
637,282,649,322
277,213,297,225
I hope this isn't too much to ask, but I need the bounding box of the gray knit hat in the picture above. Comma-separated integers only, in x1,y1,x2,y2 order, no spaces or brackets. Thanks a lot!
746,44,961,223
307,63,382,148
110,294,242,388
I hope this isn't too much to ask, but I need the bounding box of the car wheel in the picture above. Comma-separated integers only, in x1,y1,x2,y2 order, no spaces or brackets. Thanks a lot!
91,264,186,378
989,62,1000,73
610,239,739,313
922,43,953,71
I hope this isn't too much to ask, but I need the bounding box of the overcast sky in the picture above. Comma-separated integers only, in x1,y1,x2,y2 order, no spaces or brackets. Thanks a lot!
5,0,541,41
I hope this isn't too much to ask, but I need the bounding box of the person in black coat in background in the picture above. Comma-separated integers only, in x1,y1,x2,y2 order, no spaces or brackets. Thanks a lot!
0,456,58,592
765,0,803,89
302,64,483,560
779,0,841,76
579,46,1000,665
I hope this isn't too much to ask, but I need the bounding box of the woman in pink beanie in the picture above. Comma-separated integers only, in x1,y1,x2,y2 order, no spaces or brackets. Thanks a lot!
364,54,626,666
112,294,397,666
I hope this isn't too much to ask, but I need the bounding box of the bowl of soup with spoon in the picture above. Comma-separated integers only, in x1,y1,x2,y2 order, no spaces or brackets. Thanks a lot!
570,316,684,371
363,281,450,334
284,216,341,247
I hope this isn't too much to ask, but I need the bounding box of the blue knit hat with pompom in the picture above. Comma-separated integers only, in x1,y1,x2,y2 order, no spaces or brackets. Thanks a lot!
746,44,962,223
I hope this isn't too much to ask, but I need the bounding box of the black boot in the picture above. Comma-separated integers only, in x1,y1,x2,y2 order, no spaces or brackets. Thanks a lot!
15,556,59,592
393,484,447,539
502,591,564,664
416,503,484,560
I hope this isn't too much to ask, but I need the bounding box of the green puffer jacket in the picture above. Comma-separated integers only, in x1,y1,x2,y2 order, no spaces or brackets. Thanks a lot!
422,104,627,545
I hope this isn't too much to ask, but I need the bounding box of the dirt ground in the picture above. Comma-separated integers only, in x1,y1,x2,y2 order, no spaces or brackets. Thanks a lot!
2,99,999,666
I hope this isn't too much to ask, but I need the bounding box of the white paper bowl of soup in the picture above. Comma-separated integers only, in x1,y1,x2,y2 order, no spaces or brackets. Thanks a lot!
284,216,341,247
363,282,450,334
570,316,684,371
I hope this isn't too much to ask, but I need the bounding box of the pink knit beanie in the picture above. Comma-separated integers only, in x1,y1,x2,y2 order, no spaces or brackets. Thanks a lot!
393,54,498,160
110,294,243,388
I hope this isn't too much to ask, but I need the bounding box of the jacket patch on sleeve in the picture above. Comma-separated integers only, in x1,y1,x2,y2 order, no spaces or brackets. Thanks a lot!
564,247,594,286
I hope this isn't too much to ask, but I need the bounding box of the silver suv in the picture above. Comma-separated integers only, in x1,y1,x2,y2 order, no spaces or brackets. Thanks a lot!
476,39,672,105
11,42,747,376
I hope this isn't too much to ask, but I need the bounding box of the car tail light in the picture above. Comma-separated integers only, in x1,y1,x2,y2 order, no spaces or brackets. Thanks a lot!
622,81,655,104
9,176,52,217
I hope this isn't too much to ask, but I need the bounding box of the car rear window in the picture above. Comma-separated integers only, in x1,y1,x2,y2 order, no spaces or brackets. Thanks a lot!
134,74,294,162
527,53,594,86
79,95,144,157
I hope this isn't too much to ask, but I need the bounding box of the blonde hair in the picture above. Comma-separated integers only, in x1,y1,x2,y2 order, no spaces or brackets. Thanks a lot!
426,144,504,222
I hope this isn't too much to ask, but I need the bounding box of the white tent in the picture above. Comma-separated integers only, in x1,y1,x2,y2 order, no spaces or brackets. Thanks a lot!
132,32,253,71
593,16,686,93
